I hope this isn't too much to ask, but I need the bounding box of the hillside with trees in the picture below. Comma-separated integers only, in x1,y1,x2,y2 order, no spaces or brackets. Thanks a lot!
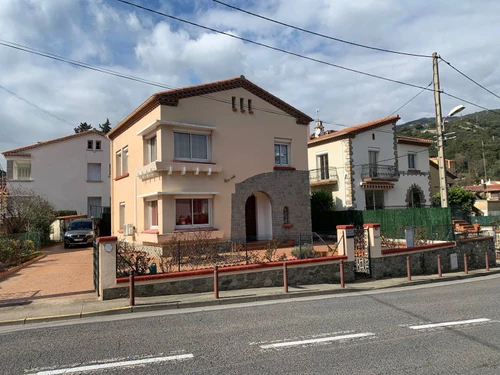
397,108,500,185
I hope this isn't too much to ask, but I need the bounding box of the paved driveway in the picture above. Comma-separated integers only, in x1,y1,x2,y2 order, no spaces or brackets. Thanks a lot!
0,243,95,304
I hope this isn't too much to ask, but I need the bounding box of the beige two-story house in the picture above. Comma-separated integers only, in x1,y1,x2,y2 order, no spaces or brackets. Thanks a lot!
108,76,313,244
308,116,432,210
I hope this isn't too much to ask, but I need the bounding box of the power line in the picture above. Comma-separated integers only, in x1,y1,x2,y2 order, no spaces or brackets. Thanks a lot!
439,56,500,101
0,40,303,121
0,83,75,127
388,81,433,116
212,0,432,59
441,90,500,117
115,0,435,92
0,39,421,137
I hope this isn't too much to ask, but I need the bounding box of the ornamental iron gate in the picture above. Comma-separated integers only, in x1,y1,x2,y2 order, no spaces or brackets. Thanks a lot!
354,225,371,278
93,240,99,296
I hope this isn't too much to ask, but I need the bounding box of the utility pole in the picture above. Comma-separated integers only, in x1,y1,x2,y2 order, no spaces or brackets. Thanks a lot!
0,163,4,227
433,52,448,208
482,140,487,182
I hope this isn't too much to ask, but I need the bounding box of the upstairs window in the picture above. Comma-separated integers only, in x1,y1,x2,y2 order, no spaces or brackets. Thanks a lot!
119,202,125,230
174,132,209,161
87,163,101,182
240,98,245,112
147,136,157,164
248,99,252,113
122,147,129,174
408,154,416,170
87,140,93,149
115,150,122,177
274,143,289,166
232,96,236,111
147,200,158,228
96,140,102,150
13,161,31,180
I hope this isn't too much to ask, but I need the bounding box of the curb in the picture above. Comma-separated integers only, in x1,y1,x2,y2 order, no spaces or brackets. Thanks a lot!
1,269,499,328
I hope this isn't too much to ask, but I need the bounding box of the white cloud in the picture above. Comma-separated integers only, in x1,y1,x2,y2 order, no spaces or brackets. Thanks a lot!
1,0,500,170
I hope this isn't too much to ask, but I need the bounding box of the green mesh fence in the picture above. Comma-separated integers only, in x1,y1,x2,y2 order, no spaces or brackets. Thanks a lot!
472,216,500,227
313,208,453,241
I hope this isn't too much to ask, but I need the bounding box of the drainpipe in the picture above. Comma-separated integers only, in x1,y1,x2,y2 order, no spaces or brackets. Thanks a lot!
134,173,137,228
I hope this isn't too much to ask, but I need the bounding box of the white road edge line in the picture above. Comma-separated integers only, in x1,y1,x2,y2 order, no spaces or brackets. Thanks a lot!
409,318,491,330
259,332,375,349
27,354,194,375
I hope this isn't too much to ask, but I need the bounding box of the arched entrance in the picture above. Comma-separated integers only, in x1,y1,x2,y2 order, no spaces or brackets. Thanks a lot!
245,192,272,241
406,184,425,208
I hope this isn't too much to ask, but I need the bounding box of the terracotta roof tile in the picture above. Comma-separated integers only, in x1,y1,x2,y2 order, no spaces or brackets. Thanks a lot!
396,135,433,146
108,75,314,140
308,115,400,146
2,130,106,156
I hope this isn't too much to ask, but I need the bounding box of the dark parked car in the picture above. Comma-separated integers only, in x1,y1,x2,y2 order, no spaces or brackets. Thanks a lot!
64,219,95,248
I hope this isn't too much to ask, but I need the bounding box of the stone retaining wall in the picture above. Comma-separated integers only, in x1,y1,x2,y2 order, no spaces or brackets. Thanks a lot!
371,237,495,279
102,261,354,300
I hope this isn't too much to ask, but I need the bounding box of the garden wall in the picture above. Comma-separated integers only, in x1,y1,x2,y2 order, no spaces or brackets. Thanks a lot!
371,237,495,279
102,258,354,300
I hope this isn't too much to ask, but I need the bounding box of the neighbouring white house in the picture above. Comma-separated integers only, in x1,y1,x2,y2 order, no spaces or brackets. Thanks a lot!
308,116,433,210
1,130,110,216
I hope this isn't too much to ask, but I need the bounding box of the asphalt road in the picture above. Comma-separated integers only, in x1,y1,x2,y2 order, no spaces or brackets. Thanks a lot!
2,276,500,374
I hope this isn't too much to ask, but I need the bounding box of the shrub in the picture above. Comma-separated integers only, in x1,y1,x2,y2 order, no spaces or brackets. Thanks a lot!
291,243,316,259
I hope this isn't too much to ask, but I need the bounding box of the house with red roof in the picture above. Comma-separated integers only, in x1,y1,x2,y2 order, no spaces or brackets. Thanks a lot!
308,116,433,210
107,75,313,243
1,130,110,216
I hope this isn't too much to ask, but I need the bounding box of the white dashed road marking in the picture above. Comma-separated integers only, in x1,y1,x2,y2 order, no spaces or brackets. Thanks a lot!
408,318,490,330
259,332,375,349
26,354,194,374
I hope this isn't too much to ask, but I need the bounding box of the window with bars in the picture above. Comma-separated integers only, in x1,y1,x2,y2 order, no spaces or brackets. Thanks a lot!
87,163,101,181
14,161,31,180
174,132,209,161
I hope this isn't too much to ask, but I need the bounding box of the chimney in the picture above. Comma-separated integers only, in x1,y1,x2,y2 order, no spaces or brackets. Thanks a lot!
314,120,325,138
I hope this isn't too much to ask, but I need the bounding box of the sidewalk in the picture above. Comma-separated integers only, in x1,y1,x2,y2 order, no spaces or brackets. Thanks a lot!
1,267,500,327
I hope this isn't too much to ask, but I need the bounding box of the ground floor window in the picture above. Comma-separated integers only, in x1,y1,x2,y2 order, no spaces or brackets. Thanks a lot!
175,198,210,227
365,190,384,210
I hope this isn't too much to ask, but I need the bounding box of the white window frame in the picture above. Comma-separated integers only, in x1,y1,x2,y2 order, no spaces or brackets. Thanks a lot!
115,150,122,177
119,202,125,230
173,131,211,162
408,153,417,170
13,161,32,180
174,198,212,229
146,135,157,164
316,152,329,180
146,199,159,229
87,163,102,182
122,147,129,174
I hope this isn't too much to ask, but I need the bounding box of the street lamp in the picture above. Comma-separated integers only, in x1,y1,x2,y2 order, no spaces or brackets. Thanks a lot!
442,104,465,129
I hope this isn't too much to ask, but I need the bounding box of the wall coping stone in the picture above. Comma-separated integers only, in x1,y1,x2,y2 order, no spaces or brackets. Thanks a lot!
382,241,455,256
115,255,348,284
336,225,354,230
97,236,118,243
363,223,381,228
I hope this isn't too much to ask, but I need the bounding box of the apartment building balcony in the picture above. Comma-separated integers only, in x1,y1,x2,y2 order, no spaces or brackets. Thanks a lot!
361,163,398,182
310,167,338,186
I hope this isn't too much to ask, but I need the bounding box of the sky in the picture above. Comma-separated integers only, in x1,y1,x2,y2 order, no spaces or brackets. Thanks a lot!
1,0,500,168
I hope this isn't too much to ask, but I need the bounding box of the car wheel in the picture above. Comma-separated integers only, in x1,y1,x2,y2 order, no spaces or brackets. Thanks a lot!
64,243,69,249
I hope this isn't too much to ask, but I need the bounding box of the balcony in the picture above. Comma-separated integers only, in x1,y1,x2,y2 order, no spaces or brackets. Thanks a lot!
361,164,398,182
310,167,338,186
135,161,222,181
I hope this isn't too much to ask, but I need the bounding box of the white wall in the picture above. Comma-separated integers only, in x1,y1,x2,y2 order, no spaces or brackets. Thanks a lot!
7,134,110,215
395,143,431,206
255,191,272,240
351,124,396,210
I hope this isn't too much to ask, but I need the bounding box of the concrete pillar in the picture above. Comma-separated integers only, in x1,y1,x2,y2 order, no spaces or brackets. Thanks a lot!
336,225,355,262
97,236,117,300
364,223,382,258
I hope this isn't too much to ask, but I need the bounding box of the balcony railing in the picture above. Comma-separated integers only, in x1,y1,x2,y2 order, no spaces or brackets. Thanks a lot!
310,167,338,184
361,164,398,180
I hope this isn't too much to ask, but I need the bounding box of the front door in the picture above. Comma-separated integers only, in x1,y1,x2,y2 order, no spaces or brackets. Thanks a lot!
245,195,257,241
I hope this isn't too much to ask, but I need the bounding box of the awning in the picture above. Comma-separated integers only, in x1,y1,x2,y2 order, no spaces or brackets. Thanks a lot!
361,183,394,190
